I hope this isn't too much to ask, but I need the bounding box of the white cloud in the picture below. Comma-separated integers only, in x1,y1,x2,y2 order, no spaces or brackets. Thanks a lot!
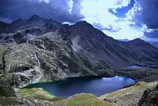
29,0,50,3
125,0,142,25
103,23,147,40
41,0,50,3
68,0,73,14
80,0,122,27
62,21,74,25
80,0,146,40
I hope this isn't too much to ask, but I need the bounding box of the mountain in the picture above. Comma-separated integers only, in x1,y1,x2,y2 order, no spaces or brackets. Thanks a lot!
0,15,62,34
0,22,8,33
118,39,129,42
58,22,158,68
9,15,61,33
0,15,62,43
0,16,158,88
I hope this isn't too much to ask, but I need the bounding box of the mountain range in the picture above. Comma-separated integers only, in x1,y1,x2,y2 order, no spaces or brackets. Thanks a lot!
0,15,158,87
1,15,158,106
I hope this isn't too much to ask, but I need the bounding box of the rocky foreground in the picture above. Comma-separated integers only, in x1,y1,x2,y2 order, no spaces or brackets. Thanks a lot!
0,16,158,105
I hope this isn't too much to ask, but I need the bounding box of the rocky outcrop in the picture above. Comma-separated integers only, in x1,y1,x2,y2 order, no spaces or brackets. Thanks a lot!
138,84,158,106
0,76,16,97
100,81,158,106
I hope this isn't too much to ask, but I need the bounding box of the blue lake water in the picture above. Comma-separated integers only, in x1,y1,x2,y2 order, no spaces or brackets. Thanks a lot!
127,65,144,69
26,76,135,98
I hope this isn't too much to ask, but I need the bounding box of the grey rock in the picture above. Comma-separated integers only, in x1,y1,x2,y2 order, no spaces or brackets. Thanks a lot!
138,85,158,106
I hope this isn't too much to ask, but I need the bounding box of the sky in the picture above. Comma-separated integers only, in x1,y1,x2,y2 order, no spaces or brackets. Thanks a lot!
0,0,158,42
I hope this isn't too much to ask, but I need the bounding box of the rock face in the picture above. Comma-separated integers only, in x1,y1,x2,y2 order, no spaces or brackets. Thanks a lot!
2,38,100,88
138,84,158,106
0,75,16,97
0,16,158,88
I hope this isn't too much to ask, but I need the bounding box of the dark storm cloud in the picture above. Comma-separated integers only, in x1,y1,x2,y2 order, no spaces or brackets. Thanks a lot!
132,0,158,41
144,29,158,39
142,29,158,47
0,0,83,23
138,0,158,29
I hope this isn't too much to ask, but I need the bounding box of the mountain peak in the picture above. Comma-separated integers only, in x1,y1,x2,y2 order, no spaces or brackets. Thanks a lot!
11,18,24,24
0,21,8,26
129,38,146,43
73,21,93,28
128,38,152,46
132,38,144,42
29,15,43,21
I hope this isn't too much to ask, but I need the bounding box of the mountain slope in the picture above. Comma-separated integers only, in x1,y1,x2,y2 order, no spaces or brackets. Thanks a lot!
58,21,158,68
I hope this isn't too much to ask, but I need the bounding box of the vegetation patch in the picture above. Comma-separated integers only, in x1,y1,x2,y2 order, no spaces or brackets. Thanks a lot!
17,88,56,101
64,93,113,106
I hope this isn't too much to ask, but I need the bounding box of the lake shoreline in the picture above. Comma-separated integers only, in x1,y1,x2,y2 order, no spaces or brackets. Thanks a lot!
25,76,136,98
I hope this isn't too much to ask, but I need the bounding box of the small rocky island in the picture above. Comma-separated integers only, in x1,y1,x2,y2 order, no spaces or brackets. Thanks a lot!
0,16,158,106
